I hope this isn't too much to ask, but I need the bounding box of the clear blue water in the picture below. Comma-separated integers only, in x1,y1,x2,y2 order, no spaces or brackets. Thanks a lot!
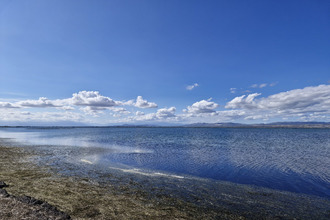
0,127,329,198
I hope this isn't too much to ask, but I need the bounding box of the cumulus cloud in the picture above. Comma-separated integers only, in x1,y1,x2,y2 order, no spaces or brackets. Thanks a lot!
225,93,261,109
1,91,119,110
16,97,66,108
132,107,177,121
179,108,247,123
186,83,199,91
135,111,145,116
226,84,330,117
110,107,130,114
80,106,106,115
1,85,330,124
156,107,176,118
184,99,219,114
0,91,161,122
71,91,119,108
0,102,18,108
109,108,131,118
217,110,246,118
58,106,75,110
1,91,159,111
134,96,158,108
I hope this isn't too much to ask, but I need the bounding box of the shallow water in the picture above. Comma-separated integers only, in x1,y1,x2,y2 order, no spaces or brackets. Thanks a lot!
0,127,329,198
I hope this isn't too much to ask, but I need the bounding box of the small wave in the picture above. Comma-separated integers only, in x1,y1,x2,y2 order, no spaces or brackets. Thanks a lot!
111,146,153,154
111,167,184,179
80,159,94,164
153,172,185,179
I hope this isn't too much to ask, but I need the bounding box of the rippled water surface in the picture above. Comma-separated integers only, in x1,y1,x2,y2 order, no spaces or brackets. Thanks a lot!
0,127,329,198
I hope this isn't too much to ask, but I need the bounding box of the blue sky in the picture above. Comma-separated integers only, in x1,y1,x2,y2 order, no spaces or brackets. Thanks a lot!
0,0,329,125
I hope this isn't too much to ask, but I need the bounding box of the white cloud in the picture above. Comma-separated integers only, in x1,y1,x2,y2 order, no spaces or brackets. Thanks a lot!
250,83,273,89
134,96,158,108
226,84,330,118
0,91,161,123
135,111,145,116
243,90,252,93
179,108,247,123
122,99,135,106
259,85,330,112
230,88,237,94
1,91,119,111
109,108,131,118
57,106,75,110
71,91,119,108
244,114,269,120
1,85,330,124
0,102,18,108
217,110,246,118
184,99,219,114
0,109,84,122
132,107,177,121
17,97,62,108
156,107,176,118
80,106,106,116
225,93,261,109
186,83,199,91
1,92,158,111
110,107,130,115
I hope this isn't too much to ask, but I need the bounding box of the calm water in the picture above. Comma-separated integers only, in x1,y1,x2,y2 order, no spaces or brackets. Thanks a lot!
0,127,329,198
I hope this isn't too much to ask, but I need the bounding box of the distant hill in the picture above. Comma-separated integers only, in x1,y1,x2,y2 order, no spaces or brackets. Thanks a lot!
182,122,330,128
182,123,243,127
1,122,330,129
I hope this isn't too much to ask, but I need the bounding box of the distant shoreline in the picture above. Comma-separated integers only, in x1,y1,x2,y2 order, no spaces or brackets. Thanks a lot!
1,122,330,129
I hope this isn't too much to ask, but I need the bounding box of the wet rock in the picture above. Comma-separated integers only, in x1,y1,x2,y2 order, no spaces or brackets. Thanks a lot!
0,181,8,188
18,196,44,205
0,189,10,198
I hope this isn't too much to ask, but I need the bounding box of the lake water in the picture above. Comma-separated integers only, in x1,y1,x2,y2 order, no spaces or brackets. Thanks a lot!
0,127,329,199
